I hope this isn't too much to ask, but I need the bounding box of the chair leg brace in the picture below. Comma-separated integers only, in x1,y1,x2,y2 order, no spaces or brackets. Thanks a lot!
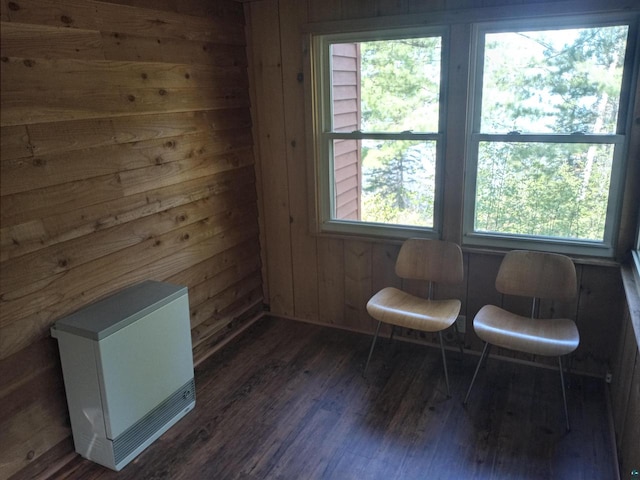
559,356,571,431
463,342,491,405
438,331,451,397
363,320,383,378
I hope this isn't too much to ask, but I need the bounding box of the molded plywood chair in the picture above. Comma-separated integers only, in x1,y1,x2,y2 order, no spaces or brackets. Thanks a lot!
365,238,464,397
463,250,580,430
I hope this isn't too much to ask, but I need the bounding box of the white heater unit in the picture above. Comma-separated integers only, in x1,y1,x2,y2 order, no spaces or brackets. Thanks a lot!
51,280,196,471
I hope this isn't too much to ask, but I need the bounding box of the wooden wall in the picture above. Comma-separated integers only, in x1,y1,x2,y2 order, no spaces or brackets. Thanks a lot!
0,0,262,478
611,267,640,478
246,0,639,377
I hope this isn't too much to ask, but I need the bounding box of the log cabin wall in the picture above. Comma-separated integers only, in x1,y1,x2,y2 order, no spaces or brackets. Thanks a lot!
0,0,263,477
246,0,640,378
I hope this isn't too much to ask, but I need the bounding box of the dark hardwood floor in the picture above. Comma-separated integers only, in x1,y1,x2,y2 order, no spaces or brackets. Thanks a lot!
50,317,617,480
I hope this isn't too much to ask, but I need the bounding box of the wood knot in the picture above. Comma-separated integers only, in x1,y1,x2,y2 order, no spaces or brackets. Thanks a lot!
158,89,167,96
8,1,20,11
177,214,187,222
141,73,148,80
154,239,161,246
164,140,176,148
1,57,9,63
181,233,190,241
33,158,46,166
58,259,69,268
127,94,136,102
26,450,35,460
23,59,35,67
185,73,191,79
60,15,73,24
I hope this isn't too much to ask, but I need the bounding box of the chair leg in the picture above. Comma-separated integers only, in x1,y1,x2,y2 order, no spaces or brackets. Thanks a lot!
438,331,451,398
389,325,396,344
558,356,571,432
453,321,464,361
463,342,491,405
363,321,383,378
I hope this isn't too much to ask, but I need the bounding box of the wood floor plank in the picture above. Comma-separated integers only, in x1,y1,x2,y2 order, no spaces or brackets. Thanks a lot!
48,317,618,480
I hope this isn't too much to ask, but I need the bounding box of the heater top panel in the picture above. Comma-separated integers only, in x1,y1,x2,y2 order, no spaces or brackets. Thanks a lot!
52,281,187,340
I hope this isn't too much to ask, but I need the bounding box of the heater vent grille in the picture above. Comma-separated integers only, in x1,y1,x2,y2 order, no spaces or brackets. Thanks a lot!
113,378,195,465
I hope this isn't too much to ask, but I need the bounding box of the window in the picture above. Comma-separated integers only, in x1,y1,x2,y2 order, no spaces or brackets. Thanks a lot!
310,13,638,256
464,20,633,256
312,28,446,238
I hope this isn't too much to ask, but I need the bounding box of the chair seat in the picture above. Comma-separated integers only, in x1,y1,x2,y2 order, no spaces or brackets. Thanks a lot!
366,287,461,332
474,304,580,357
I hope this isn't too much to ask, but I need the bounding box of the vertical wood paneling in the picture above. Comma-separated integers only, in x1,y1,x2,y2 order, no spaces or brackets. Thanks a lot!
611,306,636,448
247,0,294,316
574,265,625,376
344,240,373,331
611,268,640,479
465,253,503,350
278,0,320,321
620,353,640,478
317,237,345,325
441,22,471,243
0,1,262,478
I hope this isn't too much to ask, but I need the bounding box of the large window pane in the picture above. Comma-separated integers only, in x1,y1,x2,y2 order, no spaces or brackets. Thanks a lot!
331,37,441,133
334,140,436,228
474,141,614,241
327,33,442,233
481,26,628,134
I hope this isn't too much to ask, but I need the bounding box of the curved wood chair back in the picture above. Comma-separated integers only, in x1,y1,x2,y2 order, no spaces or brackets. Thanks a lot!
495,250,577,301
395,238,463,285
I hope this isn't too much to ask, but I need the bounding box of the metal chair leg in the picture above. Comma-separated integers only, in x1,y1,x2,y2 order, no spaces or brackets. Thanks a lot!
453,321,464,361
464,342,490,405
559,356,571,431
363,320,383,378
438,331,451,398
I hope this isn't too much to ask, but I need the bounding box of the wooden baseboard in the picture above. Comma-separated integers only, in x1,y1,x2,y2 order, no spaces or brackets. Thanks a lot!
193,310,265,368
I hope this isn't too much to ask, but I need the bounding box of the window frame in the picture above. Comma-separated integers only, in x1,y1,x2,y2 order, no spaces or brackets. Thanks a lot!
306,9,639,259
311,26,449,239
462,15,637,258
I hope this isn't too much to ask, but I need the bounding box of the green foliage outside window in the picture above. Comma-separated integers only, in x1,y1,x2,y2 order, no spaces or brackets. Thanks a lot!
346,25,628,241
475,25,627,241
357,38,441,228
